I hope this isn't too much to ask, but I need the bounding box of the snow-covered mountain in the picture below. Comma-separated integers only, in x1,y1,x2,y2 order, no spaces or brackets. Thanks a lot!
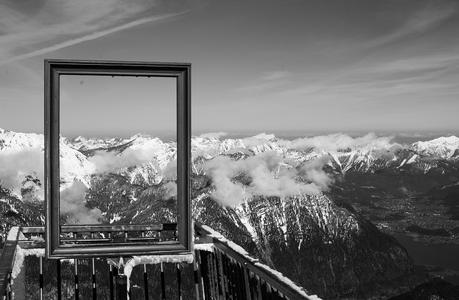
2,129,459,298
2,129,458,195
411,136,459,159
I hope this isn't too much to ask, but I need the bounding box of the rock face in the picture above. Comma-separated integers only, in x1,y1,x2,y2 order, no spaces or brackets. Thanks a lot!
248,195,412,298
190,181,414,299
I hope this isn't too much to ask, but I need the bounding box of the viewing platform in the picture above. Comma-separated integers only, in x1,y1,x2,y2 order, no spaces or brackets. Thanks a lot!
0,224,319,300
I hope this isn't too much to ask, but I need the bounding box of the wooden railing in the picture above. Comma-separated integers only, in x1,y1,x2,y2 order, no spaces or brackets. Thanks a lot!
194,225,315,300
0,225,319,300
0,228,19,300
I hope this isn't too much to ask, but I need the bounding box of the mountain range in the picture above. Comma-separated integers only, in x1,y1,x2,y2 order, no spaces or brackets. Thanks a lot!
1,129,459,299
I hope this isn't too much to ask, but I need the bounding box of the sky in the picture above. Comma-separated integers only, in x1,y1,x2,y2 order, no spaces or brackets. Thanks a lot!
0,0,459,136
60,75,176,137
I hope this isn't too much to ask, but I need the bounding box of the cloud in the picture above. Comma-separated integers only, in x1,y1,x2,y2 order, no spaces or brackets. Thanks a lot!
265,4,459,108
0,12,186,66
197,132,408,206
198,132,228,139
0,147,44,197
236,70,292,93
162,159,177,180
0,0,187,65
203,156,246,206
203,151,331,207
60,180,103,224
366,3,457,48
285,133,397,152
275,49,459,104
88,146,158,173
198,132,412,207
300,157,334,191
241,133,276,147
261,71,291,81
162,181,177,199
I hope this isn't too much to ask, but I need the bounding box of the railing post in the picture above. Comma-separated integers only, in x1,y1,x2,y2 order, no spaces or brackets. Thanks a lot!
199,251,210,299
109,265,114,300
39,256,43,300
160,262,166,300
57,260,62,300
74,259,79,300
193,251,203,300
143,264,149,300
242,263,252,300
92,258,97,300
176,263,182,300
115,274,128,300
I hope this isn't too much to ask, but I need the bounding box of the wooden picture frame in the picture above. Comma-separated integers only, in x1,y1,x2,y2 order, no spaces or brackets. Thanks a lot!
44,59,192,258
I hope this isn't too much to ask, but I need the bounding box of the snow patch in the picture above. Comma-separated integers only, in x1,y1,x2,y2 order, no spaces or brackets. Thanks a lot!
194,243,215,252
123,254,194,291
6,226,19,241
12,246,45,279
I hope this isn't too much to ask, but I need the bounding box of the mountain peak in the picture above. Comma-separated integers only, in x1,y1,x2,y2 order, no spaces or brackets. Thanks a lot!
411,135,459,158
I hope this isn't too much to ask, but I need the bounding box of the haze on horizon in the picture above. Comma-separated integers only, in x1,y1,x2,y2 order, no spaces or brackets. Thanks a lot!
0,0,459,135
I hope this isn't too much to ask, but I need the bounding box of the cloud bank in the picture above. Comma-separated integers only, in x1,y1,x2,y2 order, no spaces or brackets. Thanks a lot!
203,151,332,207
0,0,187,65
285,133,398,152
198,132,228,140
89,147,159,174
0,147,44,198
60,180,103,224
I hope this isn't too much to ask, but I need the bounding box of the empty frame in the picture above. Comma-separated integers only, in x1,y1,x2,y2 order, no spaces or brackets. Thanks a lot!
44,59,191,258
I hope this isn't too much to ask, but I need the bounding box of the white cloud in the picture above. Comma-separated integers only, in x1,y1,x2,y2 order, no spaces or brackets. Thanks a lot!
261,71,291,81
89,147,158,173
0,147,43,196
162,181,177,199
203,151,330,207
366,3,457,48
60,180,103,224
267,4,459,105
286,133,397,152
236,70,292,93
0,0,187,65
300,157,334,191
198,132,228,139
241,133,276,147
162,159,177,180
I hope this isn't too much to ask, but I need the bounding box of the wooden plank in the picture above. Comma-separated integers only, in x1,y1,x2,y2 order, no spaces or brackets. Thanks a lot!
60,224,167,233
60,238,112,243
243,264,252,300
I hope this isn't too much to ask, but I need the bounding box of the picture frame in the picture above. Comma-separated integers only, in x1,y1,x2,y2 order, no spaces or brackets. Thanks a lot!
44,59,192,258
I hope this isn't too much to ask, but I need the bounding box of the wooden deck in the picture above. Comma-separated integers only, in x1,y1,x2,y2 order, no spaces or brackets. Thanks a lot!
0,224,318,300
